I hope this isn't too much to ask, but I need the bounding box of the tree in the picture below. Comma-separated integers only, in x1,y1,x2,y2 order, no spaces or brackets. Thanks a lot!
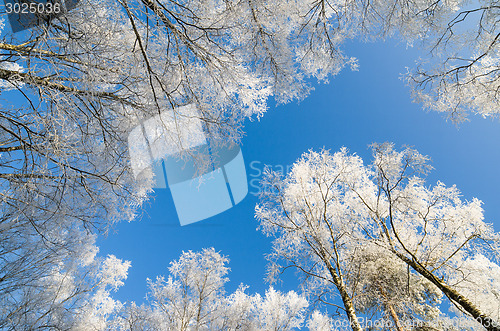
0,0,276,323
0,0,498,328
0,0,358,304
255,150,370,331
0,0,492,251
1,0,408,322
407,0,500,122
1,244,323,330
256,143,500,331
346,245,444,330
0,228,131,330
109,248,313,331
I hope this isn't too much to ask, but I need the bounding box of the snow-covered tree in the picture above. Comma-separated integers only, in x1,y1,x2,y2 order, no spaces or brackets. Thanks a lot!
0,229,130,330
346,244,443,330
255,147,375,331
0,0,486,253
109,248,311,331
0,0,494,249
0,1,423,325
0,0,360,272
408,0,500,122
1,0,499,328
1,243,321,330
256,143,500,331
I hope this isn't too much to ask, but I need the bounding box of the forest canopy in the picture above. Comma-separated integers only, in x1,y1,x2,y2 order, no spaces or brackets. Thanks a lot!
0,0,499,330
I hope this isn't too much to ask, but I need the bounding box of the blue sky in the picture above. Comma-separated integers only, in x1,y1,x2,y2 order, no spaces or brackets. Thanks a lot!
97,38,500,306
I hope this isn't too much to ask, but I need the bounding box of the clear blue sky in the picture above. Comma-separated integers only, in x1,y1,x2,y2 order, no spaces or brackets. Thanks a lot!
97,38,500,305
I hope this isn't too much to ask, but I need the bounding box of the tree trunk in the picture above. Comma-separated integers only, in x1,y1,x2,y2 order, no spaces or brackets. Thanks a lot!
387,303,405,331
393,251,500,331
378,285,406,331
319,250,364,331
